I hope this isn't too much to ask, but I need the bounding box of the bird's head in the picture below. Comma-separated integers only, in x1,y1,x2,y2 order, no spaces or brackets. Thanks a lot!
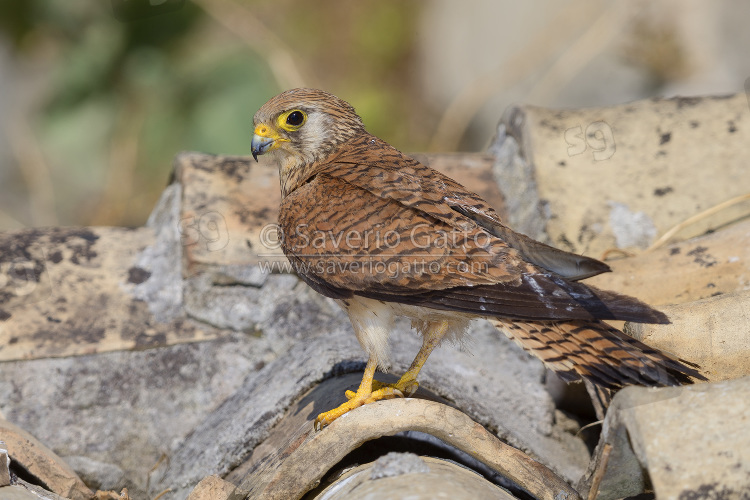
251,88,366,175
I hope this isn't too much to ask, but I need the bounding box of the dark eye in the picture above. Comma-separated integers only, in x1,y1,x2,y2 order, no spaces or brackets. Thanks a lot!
286,111,304,126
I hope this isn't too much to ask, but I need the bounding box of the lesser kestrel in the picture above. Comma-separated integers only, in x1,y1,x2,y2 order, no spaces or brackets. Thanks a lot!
251,88,705,429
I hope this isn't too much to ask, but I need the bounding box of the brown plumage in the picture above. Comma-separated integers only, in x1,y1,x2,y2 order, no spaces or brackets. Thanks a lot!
251,88,706,428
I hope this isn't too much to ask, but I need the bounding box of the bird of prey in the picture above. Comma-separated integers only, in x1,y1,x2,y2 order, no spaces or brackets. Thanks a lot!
251,88,705,429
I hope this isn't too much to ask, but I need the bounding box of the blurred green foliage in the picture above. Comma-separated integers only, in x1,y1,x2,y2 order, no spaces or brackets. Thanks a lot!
0,0,426,227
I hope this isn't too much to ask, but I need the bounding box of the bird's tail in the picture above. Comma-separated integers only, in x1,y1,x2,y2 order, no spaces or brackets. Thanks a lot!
489,318,707,388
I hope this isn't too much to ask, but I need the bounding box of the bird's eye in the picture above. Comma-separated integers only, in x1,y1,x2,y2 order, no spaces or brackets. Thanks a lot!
286,111,304,126
277,109,307,131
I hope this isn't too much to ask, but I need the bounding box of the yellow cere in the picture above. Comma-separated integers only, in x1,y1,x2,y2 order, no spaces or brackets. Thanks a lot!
254,124,275,138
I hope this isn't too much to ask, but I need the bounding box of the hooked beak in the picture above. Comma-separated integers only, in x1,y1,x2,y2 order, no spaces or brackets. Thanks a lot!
251,124,280,162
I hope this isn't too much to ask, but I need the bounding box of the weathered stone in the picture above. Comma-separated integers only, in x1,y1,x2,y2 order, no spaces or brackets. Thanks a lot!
0,203,219,361
587,218,750,307
0,484,64,500
491,94,750,257
368,452,431,479
63,455,126,492
0,440,9,487
0,419,92,500
314,455,517,500
186,475,244,500
579,376,750,499
625,290,750,382
0,333,278,499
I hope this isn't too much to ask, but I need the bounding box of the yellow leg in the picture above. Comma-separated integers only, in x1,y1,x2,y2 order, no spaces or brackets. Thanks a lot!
372,319,450,398
315,321,451,430
314,356,378,430
342,320,450,402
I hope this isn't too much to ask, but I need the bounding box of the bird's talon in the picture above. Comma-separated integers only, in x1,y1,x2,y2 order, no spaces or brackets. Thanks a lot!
368,386,404,402
314,377,420,429
402,380,419,396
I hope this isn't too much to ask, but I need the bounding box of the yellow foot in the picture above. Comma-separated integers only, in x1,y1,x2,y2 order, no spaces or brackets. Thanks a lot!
344,377,419,400
314,390,387,430
315,377,419,430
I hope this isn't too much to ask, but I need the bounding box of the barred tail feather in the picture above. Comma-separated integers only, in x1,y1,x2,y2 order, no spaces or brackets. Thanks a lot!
490,319,707,388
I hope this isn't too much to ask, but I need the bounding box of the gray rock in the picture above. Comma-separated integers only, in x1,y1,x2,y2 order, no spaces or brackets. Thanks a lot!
62,455,126,492
0,485,59,500
314,456,516,500
579,376,750,499
0,335,273,499
370,452,430,479
489,117,548,243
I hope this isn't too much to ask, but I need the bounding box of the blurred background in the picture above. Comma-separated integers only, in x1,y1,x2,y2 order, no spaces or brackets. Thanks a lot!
0,0,748,229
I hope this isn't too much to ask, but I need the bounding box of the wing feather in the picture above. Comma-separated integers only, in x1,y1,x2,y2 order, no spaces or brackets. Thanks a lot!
279,165,666,324
316,134,611,280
